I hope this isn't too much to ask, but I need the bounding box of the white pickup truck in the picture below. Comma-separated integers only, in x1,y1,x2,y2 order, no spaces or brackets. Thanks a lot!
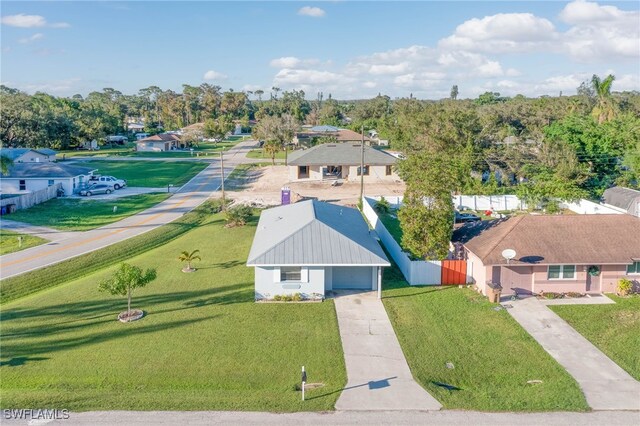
89,175,127,189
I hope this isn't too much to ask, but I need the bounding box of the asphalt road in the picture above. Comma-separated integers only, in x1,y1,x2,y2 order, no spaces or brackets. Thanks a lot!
0,140,258,279
2,410,638,425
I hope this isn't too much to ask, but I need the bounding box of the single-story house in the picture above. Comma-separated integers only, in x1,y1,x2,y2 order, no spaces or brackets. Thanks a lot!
0,163,96,195
603,186,640,217
293,125,372,147
135,134,181,152
452,214,640,295
0,148,57,163
287,143,398,182
247,200,390,300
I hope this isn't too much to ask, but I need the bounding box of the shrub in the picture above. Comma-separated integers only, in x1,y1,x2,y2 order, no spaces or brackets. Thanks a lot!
617,278,633,296
374,197,391,214
543,292,563,299
292,292,303,302
205,198,229,214
273,295,283,301
225,204,252,227
545,200,560,214
565,292,584,298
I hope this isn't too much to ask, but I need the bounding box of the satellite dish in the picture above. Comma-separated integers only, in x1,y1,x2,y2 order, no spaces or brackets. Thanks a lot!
502,249,516,264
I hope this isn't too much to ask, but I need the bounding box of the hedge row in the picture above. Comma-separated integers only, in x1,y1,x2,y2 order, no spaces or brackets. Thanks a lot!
1,200,223,304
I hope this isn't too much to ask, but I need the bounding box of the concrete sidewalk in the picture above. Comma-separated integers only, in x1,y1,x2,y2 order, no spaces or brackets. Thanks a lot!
333,291,442,411
507,297,640,411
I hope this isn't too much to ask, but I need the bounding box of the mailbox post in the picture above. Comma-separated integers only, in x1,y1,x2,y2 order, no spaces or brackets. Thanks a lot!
301,366,307,401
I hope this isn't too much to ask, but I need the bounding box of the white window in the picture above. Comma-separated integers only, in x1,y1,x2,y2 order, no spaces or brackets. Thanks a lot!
280,267,301,282
547,265,576,280
627,262,640,275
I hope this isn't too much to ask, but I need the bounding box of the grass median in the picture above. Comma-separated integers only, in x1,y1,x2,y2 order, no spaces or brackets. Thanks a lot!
0,200,219,304
382,266,589,411
1,208,346,411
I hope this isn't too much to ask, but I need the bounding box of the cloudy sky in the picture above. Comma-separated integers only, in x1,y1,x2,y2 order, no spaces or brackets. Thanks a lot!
1,1,638,99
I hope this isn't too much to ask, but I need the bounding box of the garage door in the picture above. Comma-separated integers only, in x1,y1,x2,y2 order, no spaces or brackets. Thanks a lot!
332,267,373,289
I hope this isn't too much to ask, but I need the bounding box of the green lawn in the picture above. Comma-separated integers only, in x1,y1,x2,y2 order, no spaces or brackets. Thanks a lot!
0,230,48,255
246,149,287,160
0,212,347,411
8,193,170,231
378,210,403,247
80,160,208,187
382,268,588,411
550,296,640,381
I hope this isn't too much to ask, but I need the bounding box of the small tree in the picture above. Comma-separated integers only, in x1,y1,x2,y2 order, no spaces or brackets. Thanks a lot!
225,204,252,227
1,154,14,174
262,140,281,165
99,263,157,321
178,249,201,272
374,197,391,214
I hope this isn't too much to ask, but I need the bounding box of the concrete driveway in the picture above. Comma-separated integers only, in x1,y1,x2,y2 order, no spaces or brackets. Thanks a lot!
333,291,442,411
507,297,640,410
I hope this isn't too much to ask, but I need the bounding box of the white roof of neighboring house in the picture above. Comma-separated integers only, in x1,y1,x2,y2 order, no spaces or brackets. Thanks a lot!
247,200,390,267
287,143,397,166
1,163,96,179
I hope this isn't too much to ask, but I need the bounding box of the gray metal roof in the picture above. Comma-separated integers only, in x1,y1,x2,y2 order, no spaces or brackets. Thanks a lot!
247,200,390,266
1,162,95,179
603,187,640,214
287,143,397,166
0,148,57,160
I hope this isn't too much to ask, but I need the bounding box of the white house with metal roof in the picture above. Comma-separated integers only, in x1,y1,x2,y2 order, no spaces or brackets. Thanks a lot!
287,143,398,182
0,148,57,163
1,163,96,195
247,200,390,300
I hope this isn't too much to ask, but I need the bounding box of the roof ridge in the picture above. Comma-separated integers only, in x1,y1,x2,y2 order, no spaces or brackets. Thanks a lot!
248,219,317,264
480,215,526,263
314,219,386,263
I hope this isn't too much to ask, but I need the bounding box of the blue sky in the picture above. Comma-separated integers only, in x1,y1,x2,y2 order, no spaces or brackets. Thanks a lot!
1,1,638,99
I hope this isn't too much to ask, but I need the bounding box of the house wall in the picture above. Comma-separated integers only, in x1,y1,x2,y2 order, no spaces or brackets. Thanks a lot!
0,176,86,195
600,264,640,293
136,142,164,152
254,266,325,300
345,165,397,182
466,250,487,293
15,151,50,163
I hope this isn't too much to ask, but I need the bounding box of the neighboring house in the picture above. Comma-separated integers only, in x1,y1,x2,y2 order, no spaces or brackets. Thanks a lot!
293,125,371,147
603,186,640,217
452,214,640,296
106,135,128,145
0,163,96,195
0,148,57,163
135,134,181,152
287,143,398,182
127,123,145,132
247,200,390,300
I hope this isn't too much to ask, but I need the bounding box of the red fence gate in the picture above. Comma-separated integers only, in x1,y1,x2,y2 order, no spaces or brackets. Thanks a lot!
441,260,467,285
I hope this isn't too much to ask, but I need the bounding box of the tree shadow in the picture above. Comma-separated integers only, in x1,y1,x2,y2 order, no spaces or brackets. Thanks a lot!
196,260,245,270
0,356,49,367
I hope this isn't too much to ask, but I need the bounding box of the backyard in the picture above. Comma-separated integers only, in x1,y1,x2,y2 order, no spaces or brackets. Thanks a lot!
550,295,640,381
8,193,170,231
382,266,589,411
78,160,208,187
0,230,47,255
0,212,347,411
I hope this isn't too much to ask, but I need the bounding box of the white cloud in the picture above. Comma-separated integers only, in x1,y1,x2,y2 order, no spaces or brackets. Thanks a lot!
18,33,44,44
362,81,377,89
559,0,633,24
203,70,227,80
269,56,320,69
298,6,325,18
1,13,69,28
368,62,410,75
274,68,346,86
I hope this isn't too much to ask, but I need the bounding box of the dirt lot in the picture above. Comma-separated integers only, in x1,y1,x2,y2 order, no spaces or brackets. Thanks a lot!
227,165,405,207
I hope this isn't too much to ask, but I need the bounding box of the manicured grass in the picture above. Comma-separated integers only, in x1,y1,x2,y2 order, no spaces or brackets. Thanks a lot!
9,193,170,231
0,230,47,255
0,201,217,304
378,210,403,247
246,149,287,160
80,160,207,187
550,295,640,380
1,212,347,411
382,267,589,411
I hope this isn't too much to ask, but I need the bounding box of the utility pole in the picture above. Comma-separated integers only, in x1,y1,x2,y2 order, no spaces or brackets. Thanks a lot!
359,125,365,204
220,150,226,209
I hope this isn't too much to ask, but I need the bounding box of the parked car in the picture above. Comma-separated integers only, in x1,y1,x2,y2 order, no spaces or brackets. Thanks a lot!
455,211,481,223
80,184,114,196
89,175,127,189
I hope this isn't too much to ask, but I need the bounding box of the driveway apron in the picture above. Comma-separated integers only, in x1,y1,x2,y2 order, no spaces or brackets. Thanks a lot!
507,297,640,411
333,291,442,411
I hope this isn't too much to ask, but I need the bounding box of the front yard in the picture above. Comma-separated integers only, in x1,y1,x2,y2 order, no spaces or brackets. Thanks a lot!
382,267,588,411
0,212,347,411
550,295,640,381
8,193,170,231
0,230,47,255
80,160,208,187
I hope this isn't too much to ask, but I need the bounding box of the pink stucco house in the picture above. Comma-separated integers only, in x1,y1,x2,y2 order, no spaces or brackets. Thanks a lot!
452,214,640,295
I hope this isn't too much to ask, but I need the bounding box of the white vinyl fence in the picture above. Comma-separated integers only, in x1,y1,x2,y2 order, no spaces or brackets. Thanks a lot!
560,199,624,215
362,196,441,285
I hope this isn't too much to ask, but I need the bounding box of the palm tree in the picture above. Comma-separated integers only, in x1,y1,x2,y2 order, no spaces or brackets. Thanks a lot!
1,154,14,174
591,74,616,124
178,249,201,272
